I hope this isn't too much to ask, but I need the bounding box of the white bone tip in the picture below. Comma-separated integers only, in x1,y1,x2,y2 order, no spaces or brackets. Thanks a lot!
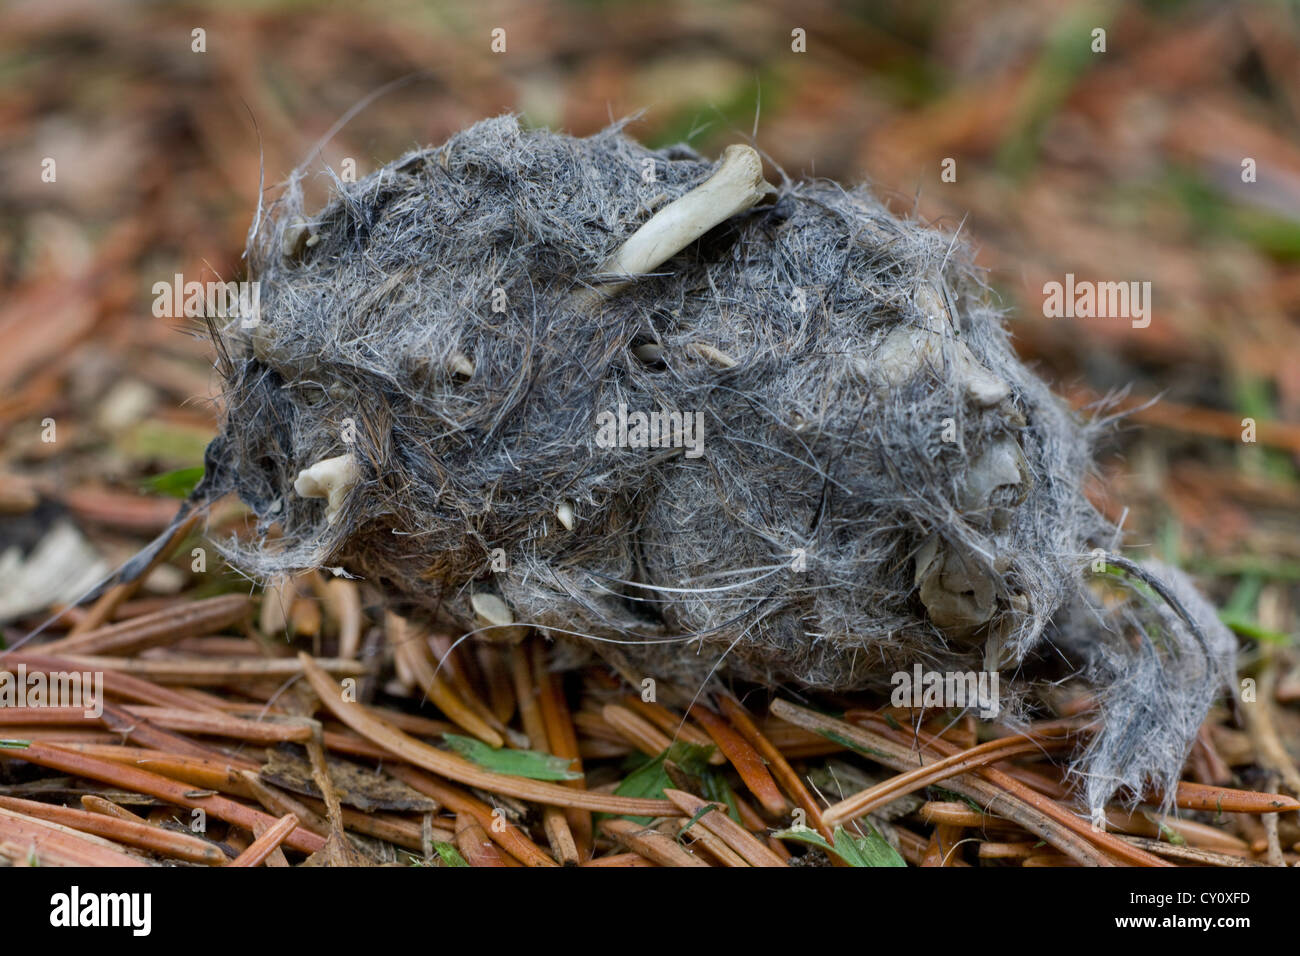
293,453,360,525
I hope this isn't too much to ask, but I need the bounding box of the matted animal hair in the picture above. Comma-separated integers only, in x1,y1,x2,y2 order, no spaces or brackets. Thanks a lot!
198,115,1234,815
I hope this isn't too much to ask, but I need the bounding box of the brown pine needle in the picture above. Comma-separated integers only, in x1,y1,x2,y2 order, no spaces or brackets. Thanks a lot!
427,631,515,743
80,794,146,823
0,805,149,867
978,842,1040,860
387,765,557,867
1172,780,1300,814
1120,835,1266,867
0,740,325,853
581,851,658,867
601,817,711,867
326,579,363,661
822,733,1071,829
718,694,833,840
771,699,1143,867
2,651,226,712
691,707,789,818
57,654,366,685
920,802,996,829
677,819,750,867
99,700,223,758
602,703,672,756
0,794,226,864
477,644,516,725
228,813,299,866
663,789,787,867
54,744,259,797
921,823,967,866
388,612,503,747
859,712,1173,868
532,642,593,859
506,642,578,864
39,594,250,656
455,812,511,866
621,696,723,763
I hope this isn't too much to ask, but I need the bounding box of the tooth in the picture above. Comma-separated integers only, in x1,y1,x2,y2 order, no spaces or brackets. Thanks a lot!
957,351,1012,407
293,453,360,525
556,501,575,531
589,145,775,298
860,325,939,387
470,592,529,643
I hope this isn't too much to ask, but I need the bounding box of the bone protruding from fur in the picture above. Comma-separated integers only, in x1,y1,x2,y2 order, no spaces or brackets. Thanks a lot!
861,326,1011,407
913,535,996,635
293,453,360,525
594,145,774,295
689,342,738,369
555,500,575,531
448,350,475,379
958,437,1026,515
470,591,529,643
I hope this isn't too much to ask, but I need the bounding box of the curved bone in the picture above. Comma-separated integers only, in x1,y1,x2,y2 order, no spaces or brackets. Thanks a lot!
592,145,775,297
293,453,360,525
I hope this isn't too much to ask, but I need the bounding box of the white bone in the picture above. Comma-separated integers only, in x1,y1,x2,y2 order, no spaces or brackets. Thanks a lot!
689,342,738,369
448,351,475,379
859,326,1010,407
555,501,575,531
470,592,528,643
594,145,774,296
293,453,360,525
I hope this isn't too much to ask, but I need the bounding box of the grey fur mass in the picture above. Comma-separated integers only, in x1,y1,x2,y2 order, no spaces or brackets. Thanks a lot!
203,115,1234,813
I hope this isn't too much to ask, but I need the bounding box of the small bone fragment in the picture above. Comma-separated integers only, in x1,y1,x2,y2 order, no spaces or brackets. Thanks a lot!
448,351,474,379
556,501,575,531
470,590,530,642
470,592,529,644
689,342,738,369
293,453,360,525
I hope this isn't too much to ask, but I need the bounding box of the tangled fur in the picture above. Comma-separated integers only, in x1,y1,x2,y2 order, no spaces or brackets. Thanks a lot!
202,116,1234,813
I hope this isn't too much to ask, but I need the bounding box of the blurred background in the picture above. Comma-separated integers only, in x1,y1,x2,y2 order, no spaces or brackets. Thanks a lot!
1,0,1298,654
